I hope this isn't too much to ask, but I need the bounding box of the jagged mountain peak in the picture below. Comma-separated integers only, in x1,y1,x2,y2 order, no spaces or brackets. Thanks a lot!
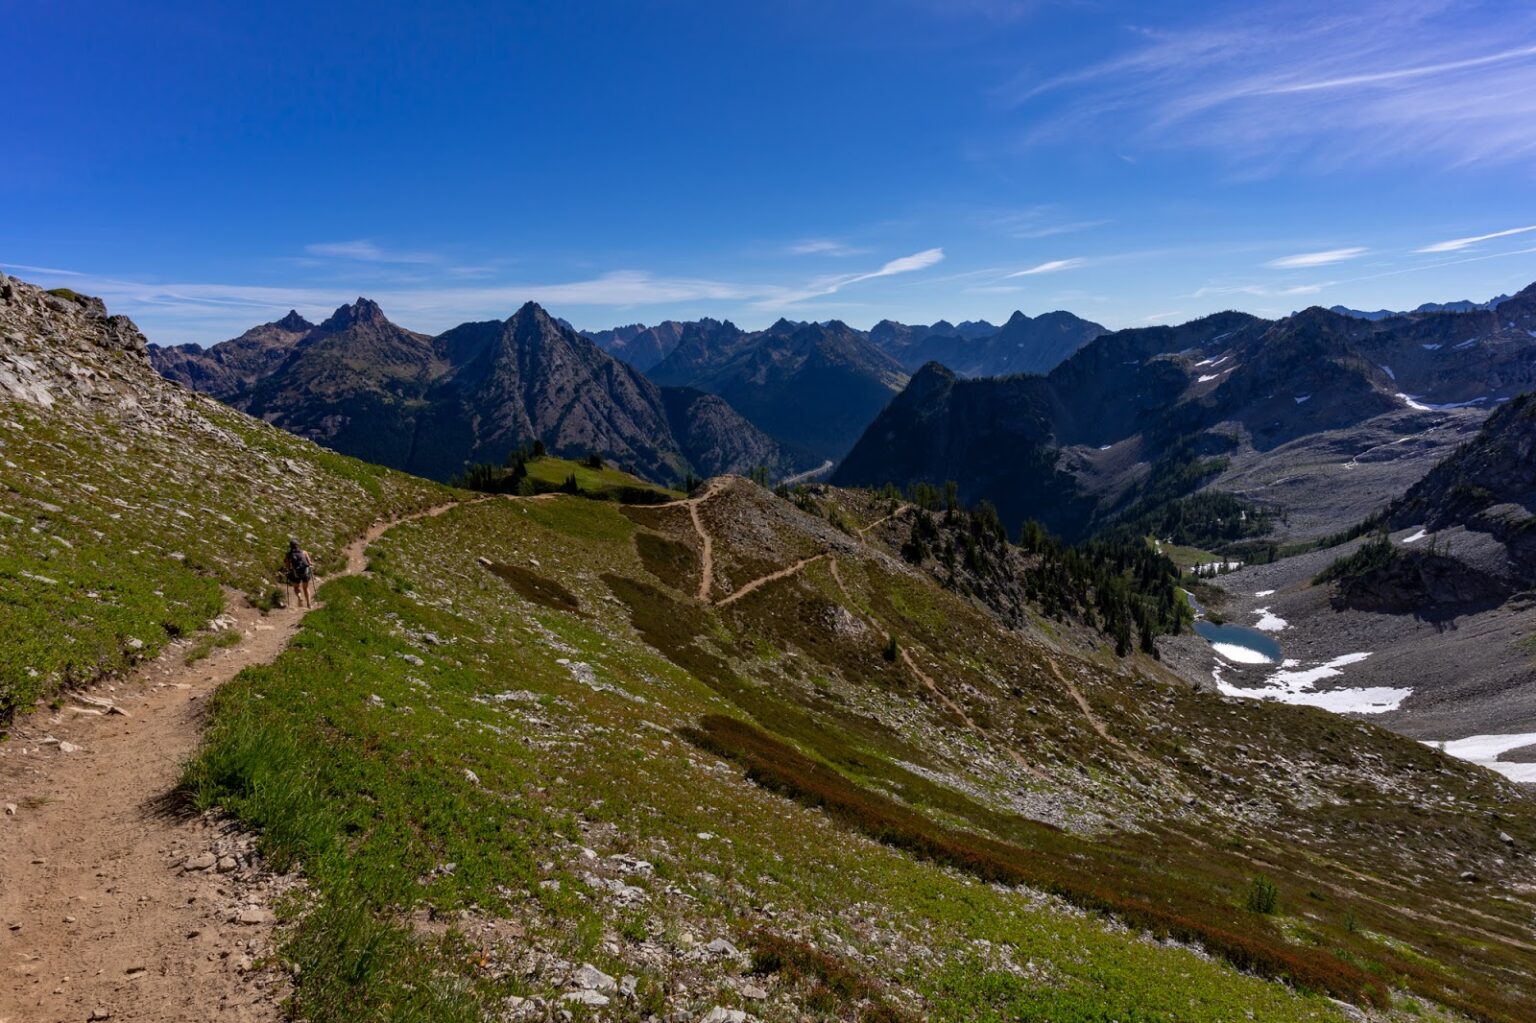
274,310,313,332
319,297,390,332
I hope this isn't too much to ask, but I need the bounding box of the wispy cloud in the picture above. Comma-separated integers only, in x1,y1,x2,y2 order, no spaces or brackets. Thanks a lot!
787,238,868,256
305,240,440,264
11,251,950,342
1191,282,1329,299
1416,224,1536,253
1265,247,1366,268
759,247,947,307
1010,219,1109,239
1005,257,1085,277
1011,2,1536,171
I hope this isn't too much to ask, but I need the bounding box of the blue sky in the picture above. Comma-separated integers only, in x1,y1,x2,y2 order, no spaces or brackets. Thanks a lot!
5,0,1536,344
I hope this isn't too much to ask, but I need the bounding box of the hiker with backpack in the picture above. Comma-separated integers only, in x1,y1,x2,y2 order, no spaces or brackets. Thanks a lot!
283,538,315,609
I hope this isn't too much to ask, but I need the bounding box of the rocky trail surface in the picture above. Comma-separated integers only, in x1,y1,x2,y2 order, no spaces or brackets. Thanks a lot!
0,502,462,1023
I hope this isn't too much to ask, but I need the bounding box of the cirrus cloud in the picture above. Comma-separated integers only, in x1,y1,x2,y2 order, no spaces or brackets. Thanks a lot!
1265,247,1366,268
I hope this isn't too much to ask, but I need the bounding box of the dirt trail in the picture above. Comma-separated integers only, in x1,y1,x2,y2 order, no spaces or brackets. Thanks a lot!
715,555,826,608
899,647,1053,784
653,479,727,602
857,503,911,536
1044,660,1162,776
0,501,462,1023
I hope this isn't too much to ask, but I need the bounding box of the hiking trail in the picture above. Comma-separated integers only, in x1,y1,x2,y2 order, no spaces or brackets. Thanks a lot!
0,501,462,1023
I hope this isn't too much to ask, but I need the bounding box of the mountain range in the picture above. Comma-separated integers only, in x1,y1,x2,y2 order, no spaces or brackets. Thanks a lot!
585,309,1106,381
1330,293,1512,320
836,287,1536,544
153,300,791,483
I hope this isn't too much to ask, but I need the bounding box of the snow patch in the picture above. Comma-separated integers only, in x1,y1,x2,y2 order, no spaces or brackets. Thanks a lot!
1428,733,1536,783
1453,338,1477,349
1197,374,1219,383
1397,393,1488,412
1216,652,1410,714
1379,364,1395,380
1421,343,1442,350
1253,590,1275,597
1402,528,1428,544
1211,642,1275,665
1294,394,1311,404
1253,608,1288,632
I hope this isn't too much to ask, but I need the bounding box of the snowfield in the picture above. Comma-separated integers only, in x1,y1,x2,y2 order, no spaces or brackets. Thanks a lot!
1215,652,1413,714
1429,734,1536,783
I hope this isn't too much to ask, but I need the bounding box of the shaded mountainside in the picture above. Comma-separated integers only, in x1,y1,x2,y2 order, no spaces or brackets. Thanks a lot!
654,319,908,464
155,300,795,485
838,286,1536,545
8,271,1536,1021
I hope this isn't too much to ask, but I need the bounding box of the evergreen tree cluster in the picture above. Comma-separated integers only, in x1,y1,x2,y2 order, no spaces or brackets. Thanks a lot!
1017,519,1192,656
892,480,1192,657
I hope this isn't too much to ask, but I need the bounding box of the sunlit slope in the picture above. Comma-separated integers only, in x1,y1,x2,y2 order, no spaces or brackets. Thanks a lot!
191,477,1536,1022
0,274,449,717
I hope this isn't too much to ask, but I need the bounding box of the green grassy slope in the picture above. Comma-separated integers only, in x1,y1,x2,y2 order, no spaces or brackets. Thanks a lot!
187,481,1536,1023
0,275,450,719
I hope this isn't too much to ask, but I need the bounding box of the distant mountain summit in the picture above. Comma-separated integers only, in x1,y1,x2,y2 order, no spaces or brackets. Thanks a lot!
152,310,315,397
1330,293,1512,321
651,319,907,463
581,320,689,371
894,309,1107,378
155,299,793,483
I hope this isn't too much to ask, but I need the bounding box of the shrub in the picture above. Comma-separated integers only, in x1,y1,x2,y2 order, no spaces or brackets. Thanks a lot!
1245,875,1280,914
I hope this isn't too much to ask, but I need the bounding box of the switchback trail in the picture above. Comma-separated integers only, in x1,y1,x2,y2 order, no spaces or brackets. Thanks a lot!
653,478,728,602
0,500,464,1023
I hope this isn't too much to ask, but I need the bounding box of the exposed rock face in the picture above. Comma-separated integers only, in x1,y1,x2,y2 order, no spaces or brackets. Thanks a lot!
237,299,444,471
1333,550,1510,613
837,290,1536,544
0,275,155,408
1372,388,1536,596
151,311,315,399
155,298,793,484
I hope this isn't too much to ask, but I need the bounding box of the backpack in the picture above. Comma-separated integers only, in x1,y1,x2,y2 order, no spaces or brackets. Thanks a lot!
289,549,313,580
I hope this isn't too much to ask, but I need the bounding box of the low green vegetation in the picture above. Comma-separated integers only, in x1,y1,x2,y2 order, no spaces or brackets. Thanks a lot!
0,395,447,721
180,487,1536,1022
453,445,680,503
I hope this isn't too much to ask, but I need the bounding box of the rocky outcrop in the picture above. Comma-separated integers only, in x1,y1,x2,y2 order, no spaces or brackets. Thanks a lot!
582,320,688,372
0,275,155,408
659,387,789,479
